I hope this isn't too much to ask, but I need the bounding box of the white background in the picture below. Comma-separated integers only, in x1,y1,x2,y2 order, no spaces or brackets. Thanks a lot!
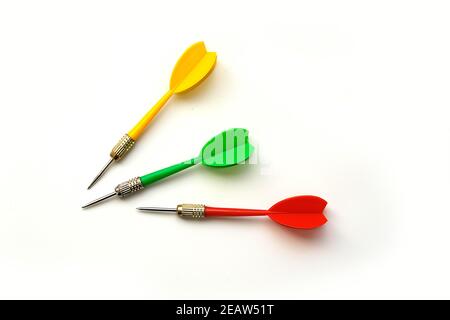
0,0,449,299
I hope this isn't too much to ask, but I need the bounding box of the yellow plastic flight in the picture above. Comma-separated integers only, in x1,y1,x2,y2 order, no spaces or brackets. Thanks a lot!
128,42,217,139
87,41,216,189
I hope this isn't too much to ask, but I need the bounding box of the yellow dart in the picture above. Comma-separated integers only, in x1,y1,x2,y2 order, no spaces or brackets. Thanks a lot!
87,41,217,189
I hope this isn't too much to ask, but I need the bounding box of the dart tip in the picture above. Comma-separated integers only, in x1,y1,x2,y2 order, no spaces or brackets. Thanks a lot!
87,157,115,189
82,191,117,209
82,202,95,209
136,207,177,213
81,201,96,209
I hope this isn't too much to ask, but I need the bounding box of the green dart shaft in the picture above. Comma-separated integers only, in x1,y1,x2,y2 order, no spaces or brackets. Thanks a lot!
82,157,200,209
140,157,199,187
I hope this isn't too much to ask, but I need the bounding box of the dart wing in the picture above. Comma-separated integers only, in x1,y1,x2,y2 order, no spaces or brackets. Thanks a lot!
170,42,217,94
201,128,254,167
268,196,328,229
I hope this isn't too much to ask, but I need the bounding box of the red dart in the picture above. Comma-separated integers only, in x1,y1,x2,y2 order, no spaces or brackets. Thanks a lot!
137,196,327,229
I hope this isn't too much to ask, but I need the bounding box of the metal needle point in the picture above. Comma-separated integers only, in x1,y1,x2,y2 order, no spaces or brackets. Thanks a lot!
87,158,115,189
136,207,177,213
82,191,117,209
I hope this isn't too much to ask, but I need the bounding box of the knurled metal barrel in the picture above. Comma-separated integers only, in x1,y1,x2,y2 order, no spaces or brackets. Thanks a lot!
110,134,135,161
176,204,206,219
115,177,144,198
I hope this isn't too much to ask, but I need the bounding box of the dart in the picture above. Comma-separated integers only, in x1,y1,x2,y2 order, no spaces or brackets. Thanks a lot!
87,41,217,189
137,196,328,229
82,128,254,209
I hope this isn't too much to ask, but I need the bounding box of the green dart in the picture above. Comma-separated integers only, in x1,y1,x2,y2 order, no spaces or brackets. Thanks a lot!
82,128,254,209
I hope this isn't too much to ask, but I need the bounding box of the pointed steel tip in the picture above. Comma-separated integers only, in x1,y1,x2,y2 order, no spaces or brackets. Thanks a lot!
136,207,155,212
81,202,96,209
86,178,98,190
87,177,99,190
81,203,93,210
87,179,96,190
136,207,177,213
87,157,115,189
81,191,117,210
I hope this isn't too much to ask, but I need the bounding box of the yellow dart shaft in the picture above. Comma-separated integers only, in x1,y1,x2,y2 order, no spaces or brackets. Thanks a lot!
128,89,174,140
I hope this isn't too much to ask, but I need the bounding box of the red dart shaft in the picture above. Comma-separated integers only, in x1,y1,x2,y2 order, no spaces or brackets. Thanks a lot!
205,206,269,217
